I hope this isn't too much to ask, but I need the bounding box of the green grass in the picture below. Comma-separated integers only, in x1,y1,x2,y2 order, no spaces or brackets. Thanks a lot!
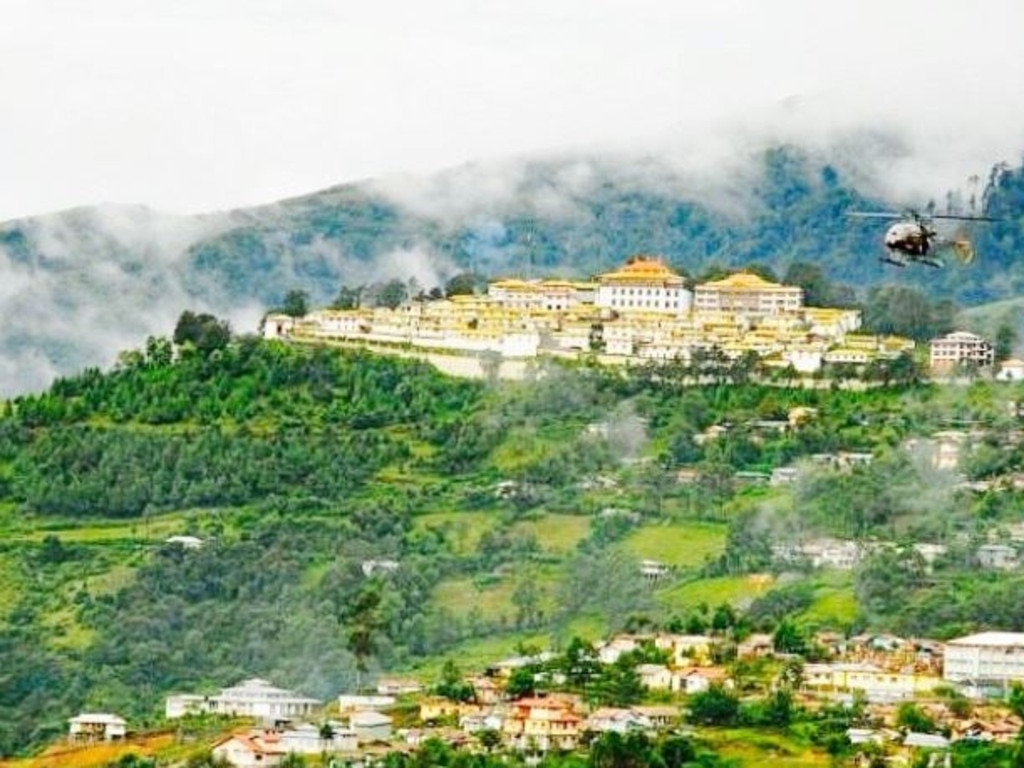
82,563,137,596
404,630,552,682
15,511,193,543
658,574,775,613
511,514,591,553
701,728,830,767
431,577,519,623
0,550,24,620
488,424,581,473
428,562,564,623
617,521,728,569
44,606,98,650
411,511,498,556
0,546,142,648
557,613,608,644
798,573,860,629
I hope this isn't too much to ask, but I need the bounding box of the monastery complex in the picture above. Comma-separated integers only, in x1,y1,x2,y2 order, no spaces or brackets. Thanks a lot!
263,256,913,373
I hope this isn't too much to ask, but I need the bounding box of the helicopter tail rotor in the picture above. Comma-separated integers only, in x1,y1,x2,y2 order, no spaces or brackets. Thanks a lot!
952,238,975,264
944,224,977,264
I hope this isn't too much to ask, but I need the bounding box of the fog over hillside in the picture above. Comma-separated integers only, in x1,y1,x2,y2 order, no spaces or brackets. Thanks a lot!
1,120,1021,395
0,205,260,393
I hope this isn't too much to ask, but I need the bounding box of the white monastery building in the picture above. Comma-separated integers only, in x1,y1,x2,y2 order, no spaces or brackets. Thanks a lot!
594,255,691,315
166,678,320,720
943,632,1024,686
488,279,594,311
693,273,802,315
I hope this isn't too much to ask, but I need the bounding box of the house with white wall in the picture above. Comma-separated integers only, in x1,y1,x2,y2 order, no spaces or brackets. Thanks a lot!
68,714,127,742
166,678,320,721
944,632,1024,688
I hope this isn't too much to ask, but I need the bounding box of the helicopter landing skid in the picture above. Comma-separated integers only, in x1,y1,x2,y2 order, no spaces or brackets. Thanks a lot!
881,256,907,268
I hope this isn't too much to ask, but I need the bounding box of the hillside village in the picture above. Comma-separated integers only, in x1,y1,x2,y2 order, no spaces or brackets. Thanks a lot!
60,625,1024,767
263,256,915,375
10,257,1024,767
262,255,1024,387
48,405,1024,766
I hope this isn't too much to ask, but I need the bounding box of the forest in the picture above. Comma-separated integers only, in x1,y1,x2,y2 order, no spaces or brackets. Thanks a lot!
4,330,1024,757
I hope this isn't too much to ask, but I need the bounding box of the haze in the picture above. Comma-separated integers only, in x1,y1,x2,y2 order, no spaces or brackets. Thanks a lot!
3,0,1024,222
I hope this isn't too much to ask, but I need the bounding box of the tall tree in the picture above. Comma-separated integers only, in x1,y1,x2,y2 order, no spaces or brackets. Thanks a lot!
996,319,1019,362
173,311,231,355
444,272,478,297
375,279,409,309
281,289,310,318
331,285,364,310
346,584,383,691
783,261,829,307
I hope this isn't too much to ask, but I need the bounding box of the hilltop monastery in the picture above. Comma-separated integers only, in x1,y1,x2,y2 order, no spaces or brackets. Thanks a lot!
263,256,912,373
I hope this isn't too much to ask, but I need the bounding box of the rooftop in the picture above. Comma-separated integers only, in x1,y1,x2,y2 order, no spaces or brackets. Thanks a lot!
69,713,126,726
598,256,684,284
699,272,796,291
946,631,1024,647
350,710,393,726
933,331,989,342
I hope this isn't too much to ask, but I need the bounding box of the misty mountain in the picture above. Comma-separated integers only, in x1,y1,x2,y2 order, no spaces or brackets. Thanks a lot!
2,140,1023,394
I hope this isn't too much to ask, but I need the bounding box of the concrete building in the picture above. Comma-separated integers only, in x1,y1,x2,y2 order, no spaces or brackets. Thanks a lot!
278,723,358,754
212,734,284,768
944,632,1024,687
375,678,422,696
802,663,941,702
166,678,320,721
338,694,396,712
165,535,204,549
693,273,802,316
637,664,674,691
584,708,652,734
68,713,127,742
929,331,994,374
350,710,393,743
262,313,296,340
997,358,1024,381
502,697,583,753
488,279,596,311
595,255,691,315
976,544,1019,570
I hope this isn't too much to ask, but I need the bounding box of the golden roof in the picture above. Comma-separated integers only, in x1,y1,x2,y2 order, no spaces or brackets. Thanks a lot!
490,279,539,291
598,255,683,284
539,279,575,289
698,272,797,291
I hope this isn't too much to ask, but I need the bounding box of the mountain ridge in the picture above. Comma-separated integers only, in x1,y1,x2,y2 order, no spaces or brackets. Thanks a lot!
1,137,1022,394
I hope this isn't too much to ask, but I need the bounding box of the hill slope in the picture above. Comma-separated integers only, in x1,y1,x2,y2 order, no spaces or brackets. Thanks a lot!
2,139,1023,393
7,338,1024,754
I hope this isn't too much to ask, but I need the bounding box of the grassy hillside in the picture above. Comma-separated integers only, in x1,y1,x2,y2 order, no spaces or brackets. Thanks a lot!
5,336,1024,754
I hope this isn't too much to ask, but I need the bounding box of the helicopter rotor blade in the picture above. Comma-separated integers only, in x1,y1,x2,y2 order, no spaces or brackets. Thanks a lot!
928,214,1001,222
846,211,903,219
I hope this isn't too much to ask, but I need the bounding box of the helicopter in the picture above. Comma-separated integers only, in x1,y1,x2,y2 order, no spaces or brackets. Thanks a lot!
847,209,998,268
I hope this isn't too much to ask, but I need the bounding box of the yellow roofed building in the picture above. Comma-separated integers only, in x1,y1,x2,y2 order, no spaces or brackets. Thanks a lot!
694,272,803,316
595,255,692,315
488,278,598,311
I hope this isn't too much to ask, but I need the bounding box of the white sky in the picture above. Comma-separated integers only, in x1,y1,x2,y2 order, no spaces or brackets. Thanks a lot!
3,0,1024,222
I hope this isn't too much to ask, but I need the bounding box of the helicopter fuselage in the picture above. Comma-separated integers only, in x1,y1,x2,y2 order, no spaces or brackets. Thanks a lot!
884,221,934,257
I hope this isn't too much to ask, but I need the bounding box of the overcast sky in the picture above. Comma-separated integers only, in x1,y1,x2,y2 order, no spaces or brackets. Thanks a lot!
3,0,1024,222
